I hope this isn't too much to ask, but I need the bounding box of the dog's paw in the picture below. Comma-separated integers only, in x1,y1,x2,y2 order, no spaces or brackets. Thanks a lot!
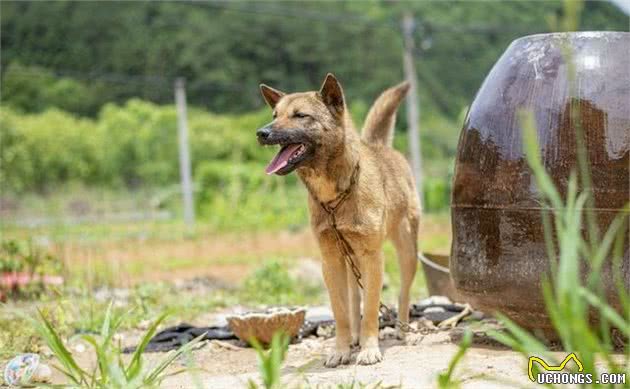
350,335,360,349
324,350,352,368
356,346,382,365
396,327,406,341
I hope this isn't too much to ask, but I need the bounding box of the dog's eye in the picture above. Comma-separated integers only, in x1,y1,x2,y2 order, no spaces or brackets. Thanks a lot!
293,112,310,119
272,111,278,119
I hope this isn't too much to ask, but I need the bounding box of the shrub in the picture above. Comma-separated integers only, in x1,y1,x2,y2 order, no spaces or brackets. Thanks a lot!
0,107,103,193
423,176,451,212
1,62,99,116
0,97,455,228
0,239,64,300
97,100,179,188
241,261,322,305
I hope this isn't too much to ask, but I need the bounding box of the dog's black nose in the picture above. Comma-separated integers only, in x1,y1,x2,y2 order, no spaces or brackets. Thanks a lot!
256,126,271,141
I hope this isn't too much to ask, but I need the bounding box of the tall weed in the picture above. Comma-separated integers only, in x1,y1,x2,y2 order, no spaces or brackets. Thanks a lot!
27,302,202,388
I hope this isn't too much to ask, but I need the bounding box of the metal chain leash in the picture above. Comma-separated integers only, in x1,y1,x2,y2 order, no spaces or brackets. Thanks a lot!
312,164,418,334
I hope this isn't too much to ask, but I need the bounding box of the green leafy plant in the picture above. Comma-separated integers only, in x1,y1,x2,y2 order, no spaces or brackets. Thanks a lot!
241,261,323,306
28,302,203,388
423,176,451,212
0,239,63,275
248,332,290,389
241,262,296,305
0,239,65,300
0,62,100,116
437,330,472,389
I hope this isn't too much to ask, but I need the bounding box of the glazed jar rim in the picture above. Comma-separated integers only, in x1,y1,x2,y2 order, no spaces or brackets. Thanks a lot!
513,30,630,43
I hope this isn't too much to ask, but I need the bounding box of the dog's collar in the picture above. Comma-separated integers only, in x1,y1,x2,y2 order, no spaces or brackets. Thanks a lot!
311,162,360,215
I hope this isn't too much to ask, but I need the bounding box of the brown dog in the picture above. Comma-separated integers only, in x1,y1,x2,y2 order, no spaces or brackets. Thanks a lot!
256,74,419,367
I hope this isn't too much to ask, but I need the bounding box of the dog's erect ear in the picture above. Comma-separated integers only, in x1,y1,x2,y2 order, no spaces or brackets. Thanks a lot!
319,73,345,116
259,84,285,109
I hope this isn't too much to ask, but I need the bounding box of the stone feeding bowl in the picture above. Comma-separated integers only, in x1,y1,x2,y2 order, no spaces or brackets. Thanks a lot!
226,307,306,345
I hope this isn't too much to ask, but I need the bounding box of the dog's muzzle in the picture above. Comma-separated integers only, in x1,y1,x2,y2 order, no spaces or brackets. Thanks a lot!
255,123,314,175
256,124,273,144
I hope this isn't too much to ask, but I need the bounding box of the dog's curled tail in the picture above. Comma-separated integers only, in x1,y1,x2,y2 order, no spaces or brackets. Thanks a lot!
361,81,410,147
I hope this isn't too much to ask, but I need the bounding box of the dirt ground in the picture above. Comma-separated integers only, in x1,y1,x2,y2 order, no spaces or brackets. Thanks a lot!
33,302,540,389
158,330,537,389
47,326,534,389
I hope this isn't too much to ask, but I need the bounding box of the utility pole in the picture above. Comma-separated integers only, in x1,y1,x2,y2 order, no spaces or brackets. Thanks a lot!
402,12,424,206
175,77,195,229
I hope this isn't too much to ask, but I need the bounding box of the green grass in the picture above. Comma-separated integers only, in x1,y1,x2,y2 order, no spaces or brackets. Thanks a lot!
0,310,45,359
437,330,472,389
240,261,324,306
248,332,290,389
419,234,451,256
2,211,447,292
25,301,203,388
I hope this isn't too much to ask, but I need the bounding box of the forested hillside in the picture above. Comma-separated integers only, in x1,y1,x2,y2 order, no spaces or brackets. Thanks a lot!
2,1,625,117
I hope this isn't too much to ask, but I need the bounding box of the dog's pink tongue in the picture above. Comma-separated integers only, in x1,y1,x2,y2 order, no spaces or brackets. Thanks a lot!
265,144,301,175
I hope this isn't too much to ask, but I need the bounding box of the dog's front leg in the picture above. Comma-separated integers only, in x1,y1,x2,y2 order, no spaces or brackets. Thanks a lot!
320,241,352,368
356,250,384,365
347,268,361,347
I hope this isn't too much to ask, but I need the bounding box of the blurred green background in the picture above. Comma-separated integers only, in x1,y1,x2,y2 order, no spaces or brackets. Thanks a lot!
0,0,627,280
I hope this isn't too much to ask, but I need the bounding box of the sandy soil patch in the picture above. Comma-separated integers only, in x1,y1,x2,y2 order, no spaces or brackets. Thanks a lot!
159,331,537,389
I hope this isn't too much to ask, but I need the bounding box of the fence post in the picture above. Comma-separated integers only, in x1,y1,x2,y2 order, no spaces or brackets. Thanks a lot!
175,77,195,229
402,12,424,207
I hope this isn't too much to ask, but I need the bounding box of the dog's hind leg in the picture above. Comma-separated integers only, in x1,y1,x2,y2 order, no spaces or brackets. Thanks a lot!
320,240,353,368
392,214,419,339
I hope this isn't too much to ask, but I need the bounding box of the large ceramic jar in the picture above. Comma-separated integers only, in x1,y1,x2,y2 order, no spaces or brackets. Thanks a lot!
450,32,629,333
